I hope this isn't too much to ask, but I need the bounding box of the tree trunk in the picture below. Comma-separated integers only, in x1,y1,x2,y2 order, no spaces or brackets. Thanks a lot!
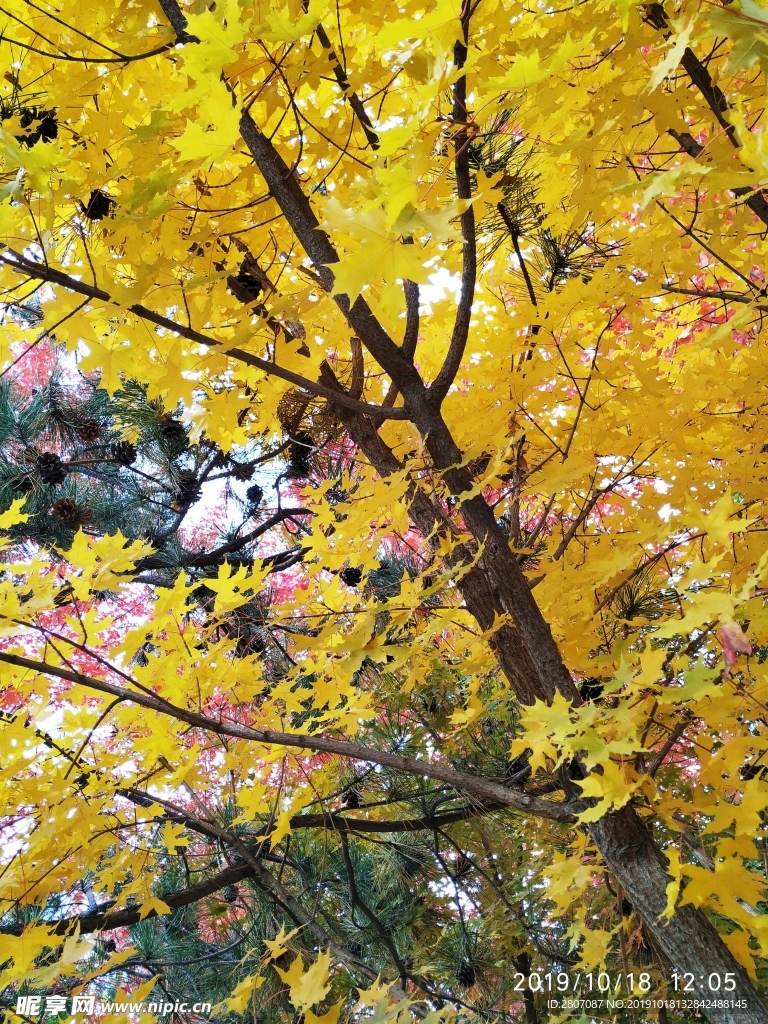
330,395,768,1024
592,806,768,1022
241,109,768,1024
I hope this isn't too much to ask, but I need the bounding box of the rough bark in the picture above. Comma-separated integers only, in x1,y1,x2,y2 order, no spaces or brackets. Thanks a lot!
593,806,768,1021
318,364,546,703
318,383,768,1021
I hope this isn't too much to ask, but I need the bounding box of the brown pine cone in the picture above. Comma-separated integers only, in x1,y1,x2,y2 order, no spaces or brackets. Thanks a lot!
455,960,476,988
246,483,263,506
52,497,91,526
221,884,239,903
36,452,67,486
84,189,116,221
340,566,363,587
174,471,201,506
110,440,137,466
157,415,187,445
77,418,101,443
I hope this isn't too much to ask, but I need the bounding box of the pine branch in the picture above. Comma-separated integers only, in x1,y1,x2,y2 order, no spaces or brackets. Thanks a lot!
339,832,410,982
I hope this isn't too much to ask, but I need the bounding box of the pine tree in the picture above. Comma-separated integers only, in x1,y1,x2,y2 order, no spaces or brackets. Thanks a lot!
0,367,195,551
0,347,314,667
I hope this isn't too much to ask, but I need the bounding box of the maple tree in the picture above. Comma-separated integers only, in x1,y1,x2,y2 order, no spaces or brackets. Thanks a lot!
2,0,768,1020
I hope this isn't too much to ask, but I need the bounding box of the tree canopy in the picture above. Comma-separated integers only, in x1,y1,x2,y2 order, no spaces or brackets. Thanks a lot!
2,0,768,1021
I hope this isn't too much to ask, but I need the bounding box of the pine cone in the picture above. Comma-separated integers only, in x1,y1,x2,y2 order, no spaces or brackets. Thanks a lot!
157,415,187,446
221,884,239,903
110,440,137,466
230,459,255,481
246,483,263,506
455,960,476,987
84,189,116,221
132,647,150,667
341,788,360,808
174,472,201,506
287,432,314,479
52,497,91,526
228,269,263,304
76,417,101,443
36,452,67,486
340,566,363,587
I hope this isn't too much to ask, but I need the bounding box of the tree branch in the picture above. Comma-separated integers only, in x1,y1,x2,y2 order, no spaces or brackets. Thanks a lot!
402,277,420,360
662,283,767,310
0,650,579,822
155,0,199,42
238,111,427,411
0,251,408,421
317,362,547,703
134,509,311,573
647,3,768,227
311,18,380,150
339,832,408,978
428,7,476,405
0,859,253,936
0,797,498,938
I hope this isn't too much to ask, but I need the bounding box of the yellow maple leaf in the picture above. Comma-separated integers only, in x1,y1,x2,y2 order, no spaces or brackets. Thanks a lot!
577,762,643,823
275,951,333,1012
270,805,295,850
31,930,95,985
205,561,265,612
171,116,239,164
305,1004,342,1024
160,821,191,854
264,924,301,961
137,896,171,921
217,973,265,1014
262,0,329,41
0,498,29,529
